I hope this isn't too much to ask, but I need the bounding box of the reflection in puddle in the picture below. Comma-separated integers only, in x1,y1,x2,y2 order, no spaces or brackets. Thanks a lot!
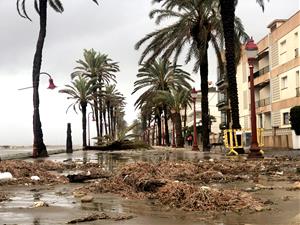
0,188,75,209
1,150,299,225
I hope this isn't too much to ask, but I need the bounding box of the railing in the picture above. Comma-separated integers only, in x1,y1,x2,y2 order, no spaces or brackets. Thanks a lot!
254,97,271,108
252,65,270,79
217,95,228,107
216,74,226,86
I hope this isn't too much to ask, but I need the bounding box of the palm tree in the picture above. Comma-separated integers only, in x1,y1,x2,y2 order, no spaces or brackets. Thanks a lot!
16,0,98,157
132,59,193,146
218,0,266,130
136,0,247,151
104,84,125,139
59,76,97,147
71,49,119,140
155,88,192,147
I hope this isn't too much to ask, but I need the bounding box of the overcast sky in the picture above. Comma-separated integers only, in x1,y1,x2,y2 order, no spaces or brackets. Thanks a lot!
0,0,299,146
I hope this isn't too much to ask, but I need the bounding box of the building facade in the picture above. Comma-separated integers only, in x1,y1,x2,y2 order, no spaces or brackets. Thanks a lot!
236,10,300,148
185,86,221,144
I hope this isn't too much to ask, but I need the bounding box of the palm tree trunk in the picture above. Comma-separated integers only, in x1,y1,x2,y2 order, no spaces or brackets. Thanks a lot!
175,112,184,147
103,109,108,136
110,106,114,139
93,98,100,138
200,44,210,151
32,0,48,158
219,0,241,130
183,105,187,142
98,78,103,138
220,0,244,154
81,102,87,148
156,115,162,145
163,105,170,146
107,102,111,135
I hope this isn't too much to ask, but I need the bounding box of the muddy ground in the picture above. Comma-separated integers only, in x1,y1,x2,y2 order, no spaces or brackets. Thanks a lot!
0,149,299,224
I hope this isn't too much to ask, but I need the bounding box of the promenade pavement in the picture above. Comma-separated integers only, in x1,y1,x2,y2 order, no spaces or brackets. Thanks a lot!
0,146,82,160
0,145,299,161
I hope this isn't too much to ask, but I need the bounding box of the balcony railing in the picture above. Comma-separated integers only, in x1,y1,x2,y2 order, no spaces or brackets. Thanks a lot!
253,65,270,79
217,95,228,107
296,87,300,97
255,98,271,108
216,74,226,86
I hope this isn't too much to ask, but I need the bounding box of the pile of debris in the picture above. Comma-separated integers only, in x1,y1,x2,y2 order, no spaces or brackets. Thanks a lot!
75,161,264,212
0,160,68,185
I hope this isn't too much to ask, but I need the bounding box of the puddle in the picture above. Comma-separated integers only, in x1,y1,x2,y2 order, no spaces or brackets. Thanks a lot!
1,149,300,225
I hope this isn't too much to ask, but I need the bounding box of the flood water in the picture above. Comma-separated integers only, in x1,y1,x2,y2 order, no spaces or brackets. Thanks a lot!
0,149,300,225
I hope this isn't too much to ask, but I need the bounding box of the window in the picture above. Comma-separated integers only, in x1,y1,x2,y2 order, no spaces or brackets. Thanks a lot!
259,114,263,128
283,112,289,125
296,71,300,97
295,48,299,58
280,40,287,63
221,112,227,124
280,40,287,52
281,76,288,89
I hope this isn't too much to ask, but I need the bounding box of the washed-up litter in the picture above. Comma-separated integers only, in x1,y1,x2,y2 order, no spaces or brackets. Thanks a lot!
0,192,8,202
31,201,49,208
0,172,13,181
66,212,134,224
0,160,68,185
30,176,40,181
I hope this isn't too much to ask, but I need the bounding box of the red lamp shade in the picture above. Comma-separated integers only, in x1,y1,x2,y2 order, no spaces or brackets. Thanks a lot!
48,78,57,89
245,37,258,61
191,87,197,99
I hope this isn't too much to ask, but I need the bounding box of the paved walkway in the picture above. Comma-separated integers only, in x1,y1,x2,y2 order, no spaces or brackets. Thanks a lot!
0,145,299,161
0,146,82,160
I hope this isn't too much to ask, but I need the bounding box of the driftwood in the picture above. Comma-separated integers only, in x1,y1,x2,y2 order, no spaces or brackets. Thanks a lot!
84,140,151,151
67,173,110,183
135,179,166,192
67,213,109,224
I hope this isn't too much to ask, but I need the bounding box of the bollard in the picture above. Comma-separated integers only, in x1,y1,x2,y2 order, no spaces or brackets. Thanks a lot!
66,123,73,153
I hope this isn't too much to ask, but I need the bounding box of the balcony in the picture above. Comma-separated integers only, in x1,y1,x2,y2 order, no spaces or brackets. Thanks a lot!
216,74,228,90
255,98,270,107
249,65,270,81
297,87,300,97
254,65,270,78
254,97,271,113
216,95,229,109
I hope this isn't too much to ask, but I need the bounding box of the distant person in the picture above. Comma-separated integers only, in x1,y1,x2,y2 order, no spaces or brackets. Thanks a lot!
187,135,193,146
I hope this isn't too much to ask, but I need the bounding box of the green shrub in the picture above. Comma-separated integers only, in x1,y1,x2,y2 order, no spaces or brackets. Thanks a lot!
290,106,300,135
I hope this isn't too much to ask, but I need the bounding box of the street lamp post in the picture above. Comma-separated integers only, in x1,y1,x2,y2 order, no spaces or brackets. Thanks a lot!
191,88,199,151
171,109,176,148
245,38,264,158
18,72,57,90
18,72,57,158
87,112,95,146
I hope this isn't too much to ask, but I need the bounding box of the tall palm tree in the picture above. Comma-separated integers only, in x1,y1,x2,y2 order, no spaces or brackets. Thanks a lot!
59,76,97,148
218,0,266,130
136,0,247,151
132,59,193,146
71,49,119,140
17,0,98,157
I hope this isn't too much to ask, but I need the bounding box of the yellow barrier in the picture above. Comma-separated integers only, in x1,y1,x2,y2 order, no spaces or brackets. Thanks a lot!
223,128,264,156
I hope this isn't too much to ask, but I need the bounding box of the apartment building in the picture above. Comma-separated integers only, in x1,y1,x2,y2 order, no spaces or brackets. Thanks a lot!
185,86,221,143
236,10,300,148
